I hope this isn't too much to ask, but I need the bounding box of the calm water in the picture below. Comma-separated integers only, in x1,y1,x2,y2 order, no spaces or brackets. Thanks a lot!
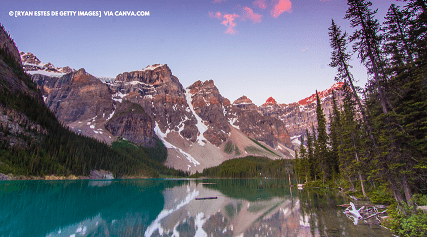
0,179,392,237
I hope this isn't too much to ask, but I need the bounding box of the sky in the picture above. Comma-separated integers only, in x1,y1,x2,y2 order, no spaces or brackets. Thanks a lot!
0,0,404,106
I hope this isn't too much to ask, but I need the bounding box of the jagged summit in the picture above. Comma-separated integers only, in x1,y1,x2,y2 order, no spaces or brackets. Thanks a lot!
20,51,76,77
259,82,346,144
263,97,278,106
298,82,344,105
142,64,164,71
233,95,252,105
233,95,257,110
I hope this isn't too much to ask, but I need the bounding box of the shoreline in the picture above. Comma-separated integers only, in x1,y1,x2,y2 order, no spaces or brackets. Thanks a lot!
0,170,138,181
0,174,155,180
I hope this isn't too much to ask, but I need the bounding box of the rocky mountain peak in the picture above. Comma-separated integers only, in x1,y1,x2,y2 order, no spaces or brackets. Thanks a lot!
187,79,231,146
298,82,344,106
263,97,278,106
233,95,257,110
20,52,41,65
20,51,76,77
115,63,173,86
259,82,346,145
188,80,230,107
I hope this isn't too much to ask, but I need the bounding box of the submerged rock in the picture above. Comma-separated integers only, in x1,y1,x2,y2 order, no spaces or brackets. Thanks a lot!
89,170,114,180
0,173,8,180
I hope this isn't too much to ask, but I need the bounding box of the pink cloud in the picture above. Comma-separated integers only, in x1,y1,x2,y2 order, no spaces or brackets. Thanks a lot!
271,0,292,18
243,7,262,23
253,0,267,9
221,13,240,34
212,0,226,3
208,11,222,19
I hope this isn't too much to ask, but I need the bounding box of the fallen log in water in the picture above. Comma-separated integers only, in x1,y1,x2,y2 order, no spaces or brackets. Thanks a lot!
365,210,387,220
338,204,386,208
195,197,217,200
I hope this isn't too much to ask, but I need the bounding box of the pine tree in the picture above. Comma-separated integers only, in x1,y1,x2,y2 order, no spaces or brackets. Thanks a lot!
345,0,391,114
306,129,315,181
329,90,341,179
383,4,414,68
340,88,367,197
328,19,376,144
298,135,309,183
314,91,330,183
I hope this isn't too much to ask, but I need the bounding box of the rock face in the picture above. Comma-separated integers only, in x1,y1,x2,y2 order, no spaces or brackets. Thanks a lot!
259,82,345,141
228,96,292,149
187,80,292,149
187,80,231,146
23,52,295,173
111,64,199,143
104,101,154,147
233,95,258,110
45,69,114,124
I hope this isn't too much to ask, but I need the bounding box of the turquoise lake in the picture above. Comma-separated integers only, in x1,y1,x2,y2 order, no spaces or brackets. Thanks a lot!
0,179,392,237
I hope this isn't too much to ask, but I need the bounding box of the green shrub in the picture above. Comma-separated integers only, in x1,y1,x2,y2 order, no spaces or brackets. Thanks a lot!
369,185,395,205
224,141,234,154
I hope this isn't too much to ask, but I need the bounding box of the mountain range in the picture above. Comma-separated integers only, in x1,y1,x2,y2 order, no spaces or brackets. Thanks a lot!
10,46,345,173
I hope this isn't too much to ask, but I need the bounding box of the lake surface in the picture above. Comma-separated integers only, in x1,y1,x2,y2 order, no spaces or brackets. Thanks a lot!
0,179,392,237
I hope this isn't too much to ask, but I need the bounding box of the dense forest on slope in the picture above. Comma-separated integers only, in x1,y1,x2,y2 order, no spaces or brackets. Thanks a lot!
294,0,426,235
191,156,294,179
0,25,187,178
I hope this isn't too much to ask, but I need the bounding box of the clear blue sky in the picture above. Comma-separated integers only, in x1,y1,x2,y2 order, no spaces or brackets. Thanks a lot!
1,0,403,105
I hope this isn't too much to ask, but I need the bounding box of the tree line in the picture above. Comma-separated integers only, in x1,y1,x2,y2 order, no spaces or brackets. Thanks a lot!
193,156,294,179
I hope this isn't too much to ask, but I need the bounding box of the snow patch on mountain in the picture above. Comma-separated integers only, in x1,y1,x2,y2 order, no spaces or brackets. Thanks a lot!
26,70,66,78
154,122,200,166
185,89,208,146
142,64,163,71
112,92,128,103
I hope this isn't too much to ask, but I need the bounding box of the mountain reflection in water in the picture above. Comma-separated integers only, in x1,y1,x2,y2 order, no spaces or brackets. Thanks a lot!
0,179,392,237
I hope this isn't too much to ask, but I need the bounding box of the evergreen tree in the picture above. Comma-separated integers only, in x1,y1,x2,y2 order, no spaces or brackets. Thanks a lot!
328,90,341,179
298,135,309,183
340,88,367,197
345,0,391,114
328,19,376,144
306,129,315,181
383,4,414,68
314,91,330,182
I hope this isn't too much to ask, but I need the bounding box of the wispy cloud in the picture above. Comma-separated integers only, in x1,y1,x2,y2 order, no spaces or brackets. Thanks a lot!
302,46,309,52
222,13,240,34
253,0,267,9
243,7,262,23
212,0,226,3
208,11,222,19
208,0,291,35
271,0,292,18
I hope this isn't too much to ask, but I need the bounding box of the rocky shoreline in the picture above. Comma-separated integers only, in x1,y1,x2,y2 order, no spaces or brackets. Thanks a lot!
0,170,115,181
